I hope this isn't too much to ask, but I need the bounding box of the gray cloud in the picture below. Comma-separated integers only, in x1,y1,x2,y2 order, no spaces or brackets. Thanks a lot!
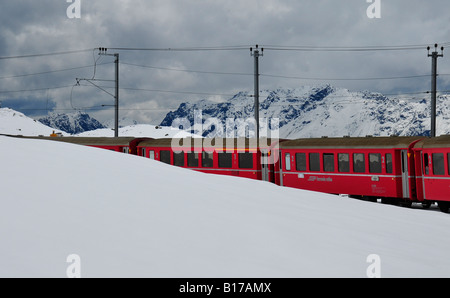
1,0,449,124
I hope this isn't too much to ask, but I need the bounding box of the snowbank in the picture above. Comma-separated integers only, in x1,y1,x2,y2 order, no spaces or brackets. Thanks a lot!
1,135,450,278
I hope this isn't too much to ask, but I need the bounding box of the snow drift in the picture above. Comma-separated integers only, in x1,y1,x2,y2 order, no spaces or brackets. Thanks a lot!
1,135,450,278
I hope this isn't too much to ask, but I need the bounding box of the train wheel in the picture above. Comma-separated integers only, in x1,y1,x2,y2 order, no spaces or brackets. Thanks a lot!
421,201,432,209
438,202,450,213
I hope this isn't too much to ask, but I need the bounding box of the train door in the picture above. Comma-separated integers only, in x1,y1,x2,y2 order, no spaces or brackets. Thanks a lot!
401,150,410,198
261,151,269,182
279,151,284,186
149,150,155,160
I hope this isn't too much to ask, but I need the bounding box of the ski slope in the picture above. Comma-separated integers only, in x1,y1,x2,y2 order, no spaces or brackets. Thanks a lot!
1,135,450,278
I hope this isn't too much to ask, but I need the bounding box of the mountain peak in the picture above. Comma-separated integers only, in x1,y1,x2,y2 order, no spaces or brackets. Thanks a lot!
160,86,450,138
38,112,105,134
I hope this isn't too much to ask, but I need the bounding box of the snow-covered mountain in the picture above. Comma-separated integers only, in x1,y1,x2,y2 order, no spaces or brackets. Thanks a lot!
103,117,138,129
0,108,68,136
38,112,106,134
0,107,197,138
160,85,450,138
76,124,198,138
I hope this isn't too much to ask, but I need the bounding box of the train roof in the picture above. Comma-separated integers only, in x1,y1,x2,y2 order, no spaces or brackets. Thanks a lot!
138,137,280,149
413,135,450,149
280,136,425,149
2,135,137,146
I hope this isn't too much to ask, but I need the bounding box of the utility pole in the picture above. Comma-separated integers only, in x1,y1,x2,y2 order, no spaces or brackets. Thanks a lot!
250,45,263,141
114,53,119,138
99,47,120,137
427,44,444,137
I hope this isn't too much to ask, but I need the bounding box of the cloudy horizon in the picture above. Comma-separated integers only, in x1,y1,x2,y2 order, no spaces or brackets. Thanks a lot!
1,0,449,124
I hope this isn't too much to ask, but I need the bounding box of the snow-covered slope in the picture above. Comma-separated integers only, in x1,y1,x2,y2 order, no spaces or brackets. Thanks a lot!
160,85,450,138
1,135,450,278
0,108,195,138
75,124,198,138
0,108,67,136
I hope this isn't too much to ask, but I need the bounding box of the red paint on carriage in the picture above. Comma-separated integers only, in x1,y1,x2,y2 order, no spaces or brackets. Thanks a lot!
278,137,424,201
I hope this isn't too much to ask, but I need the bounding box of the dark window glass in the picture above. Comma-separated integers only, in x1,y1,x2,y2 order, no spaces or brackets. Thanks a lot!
160,150,171,164
296,153,307,171
187,152,199,167
424,153,429,175
279,152,283,169
309,153,320,172
448,153,450,175
218,152,233,168
338,154,350,173
323,153,335,172
369,153,382,174
239,152,253,169
353,153,365,173
386,154,393,174
433,153,445,175
173,152,185,167
202,152,214,168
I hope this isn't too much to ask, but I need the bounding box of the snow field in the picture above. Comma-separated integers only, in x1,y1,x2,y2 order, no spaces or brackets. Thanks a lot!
1,135,450,277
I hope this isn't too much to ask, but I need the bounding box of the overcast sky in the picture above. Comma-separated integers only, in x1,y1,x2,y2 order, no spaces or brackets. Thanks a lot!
1,0,449,124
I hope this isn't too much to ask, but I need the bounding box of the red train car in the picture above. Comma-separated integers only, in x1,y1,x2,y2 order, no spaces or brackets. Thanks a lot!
278,136,424,203
3,135,148,155
412,135,450,212
137,137,281,182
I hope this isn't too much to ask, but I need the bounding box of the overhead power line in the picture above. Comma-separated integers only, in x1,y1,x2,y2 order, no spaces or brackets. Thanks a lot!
121,60,443,82
0,49,95,60
0,85,74,94
264,42,450,52
0,62,113,80
120,62,253,76
104,45,251,52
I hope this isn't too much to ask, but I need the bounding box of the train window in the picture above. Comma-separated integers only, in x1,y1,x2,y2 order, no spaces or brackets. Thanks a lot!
369,153,382,174
285,153,291,171
323,154,335,172
160,150,171,164
448,153,450,175
423,153,429,175
173,152,185,167
239,152,253,169
353,153,365,173
187,152,199,167
338,154,350,173
432,153,445,175
202,152,214,168
296,153,307,171
149,150,155,160
309,153,320,172
385,154,393,174
218,152,233,168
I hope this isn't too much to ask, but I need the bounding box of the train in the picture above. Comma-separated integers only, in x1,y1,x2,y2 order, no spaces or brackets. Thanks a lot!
3,134,450,213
